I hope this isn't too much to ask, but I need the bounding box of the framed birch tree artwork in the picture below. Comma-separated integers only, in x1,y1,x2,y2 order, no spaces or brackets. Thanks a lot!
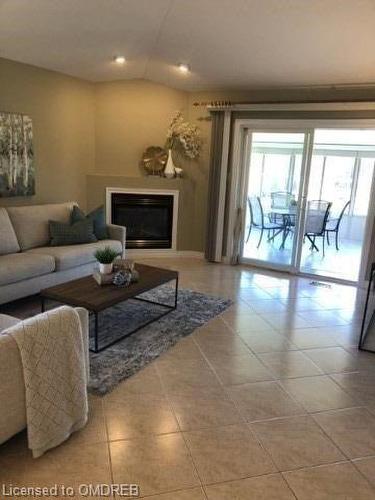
0,112,35,197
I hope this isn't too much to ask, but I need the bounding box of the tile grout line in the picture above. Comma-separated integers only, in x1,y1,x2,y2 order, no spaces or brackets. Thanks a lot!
140,485,206,499
190,323,284,481
192,311,375,489
196,315,326,422
100,397,116,495
273,376,362,416
351,455,375,490
308,408,365,464
281,458,375,489
325,370,373,404
218,312,333,390
229,318,373,471
279,473,299,500
193,318,293,488
153,358,209,500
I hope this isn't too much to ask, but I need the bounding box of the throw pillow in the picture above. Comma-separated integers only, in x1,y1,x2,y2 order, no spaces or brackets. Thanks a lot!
49,219,97,246
71,205,108,240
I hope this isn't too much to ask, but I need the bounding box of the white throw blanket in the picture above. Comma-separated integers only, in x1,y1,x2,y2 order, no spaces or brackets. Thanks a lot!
7,306,88,458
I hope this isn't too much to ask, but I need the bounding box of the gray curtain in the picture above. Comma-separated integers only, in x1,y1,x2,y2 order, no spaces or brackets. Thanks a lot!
230,206,243,265
205,111,225,261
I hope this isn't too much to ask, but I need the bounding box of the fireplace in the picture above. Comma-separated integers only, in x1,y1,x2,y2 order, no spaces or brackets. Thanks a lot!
107,188,179,250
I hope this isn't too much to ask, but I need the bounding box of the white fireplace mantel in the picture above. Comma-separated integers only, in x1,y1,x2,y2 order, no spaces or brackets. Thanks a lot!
106,187,179,254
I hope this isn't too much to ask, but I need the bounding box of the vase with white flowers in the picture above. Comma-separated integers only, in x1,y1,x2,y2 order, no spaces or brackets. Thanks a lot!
164,111,202,178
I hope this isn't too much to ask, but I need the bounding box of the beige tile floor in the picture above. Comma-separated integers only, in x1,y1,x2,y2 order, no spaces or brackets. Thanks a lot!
1,257,375,499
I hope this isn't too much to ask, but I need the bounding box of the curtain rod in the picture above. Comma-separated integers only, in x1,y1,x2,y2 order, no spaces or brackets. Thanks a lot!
193,99,375,109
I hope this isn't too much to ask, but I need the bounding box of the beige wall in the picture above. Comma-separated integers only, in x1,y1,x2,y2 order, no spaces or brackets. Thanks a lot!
94,80,188,176
0,57,95,209
93,79,207,251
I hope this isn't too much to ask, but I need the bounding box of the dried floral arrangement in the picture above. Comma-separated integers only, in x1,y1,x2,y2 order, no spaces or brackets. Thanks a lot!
165,111,202,159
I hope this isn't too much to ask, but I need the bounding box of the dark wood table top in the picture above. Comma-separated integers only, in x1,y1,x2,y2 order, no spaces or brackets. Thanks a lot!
40,263,178,312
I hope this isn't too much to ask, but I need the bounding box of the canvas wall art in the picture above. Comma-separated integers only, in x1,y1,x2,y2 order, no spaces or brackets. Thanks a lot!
0,111,35,197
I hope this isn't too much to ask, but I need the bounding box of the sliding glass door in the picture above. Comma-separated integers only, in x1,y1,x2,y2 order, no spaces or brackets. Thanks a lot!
300,129,375,281
241,130,311,271
239,126,375,283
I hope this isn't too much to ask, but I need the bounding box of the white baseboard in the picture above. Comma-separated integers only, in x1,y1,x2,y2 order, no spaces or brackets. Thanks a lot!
125,249,204,259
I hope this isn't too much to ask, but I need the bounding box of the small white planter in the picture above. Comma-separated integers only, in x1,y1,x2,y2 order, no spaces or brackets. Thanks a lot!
99,262,113,275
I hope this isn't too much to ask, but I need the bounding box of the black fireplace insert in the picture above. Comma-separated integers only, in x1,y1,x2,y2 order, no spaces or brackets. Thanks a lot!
111,192,174,249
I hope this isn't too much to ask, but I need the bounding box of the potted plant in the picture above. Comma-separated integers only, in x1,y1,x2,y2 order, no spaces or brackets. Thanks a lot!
94,246,119,275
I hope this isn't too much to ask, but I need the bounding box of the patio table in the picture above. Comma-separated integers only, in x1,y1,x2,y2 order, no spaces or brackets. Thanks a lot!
268,206,297,249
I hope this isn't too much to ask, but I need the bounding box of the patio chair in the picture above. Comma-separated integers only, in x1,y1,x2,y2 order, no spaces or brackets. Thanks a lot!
246,196,284,248
325,200,351,251
304,200,332,256
271,191,295,209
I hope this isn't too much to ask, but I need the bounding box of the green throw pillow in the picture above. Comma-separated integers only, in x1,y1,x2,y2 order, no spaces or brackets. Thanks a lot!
71,205,108,240
49,219,97,246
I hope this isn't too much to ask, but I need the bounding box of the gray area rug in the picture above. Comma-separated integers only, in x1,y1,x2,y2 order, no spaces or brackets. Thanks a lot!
88,285,232,395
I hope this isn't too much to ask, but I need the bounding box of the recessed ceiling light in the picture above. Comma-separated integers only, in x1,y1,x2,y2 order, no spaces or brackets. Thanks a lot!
178,63,190,74
114,56,126,64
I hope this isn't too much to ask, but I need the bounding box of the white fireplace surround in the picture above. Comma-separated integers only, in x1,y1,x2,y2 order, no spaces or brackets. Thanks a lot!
106,187,179,254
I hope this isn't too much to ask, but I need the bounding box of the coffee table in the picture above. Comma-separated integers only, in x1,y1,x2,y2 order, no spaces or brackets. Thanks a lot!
40,263,179,353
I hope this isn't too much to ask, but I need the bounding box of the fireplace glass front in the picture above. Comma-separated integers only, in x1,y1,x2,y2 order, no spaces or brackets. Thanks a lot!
111,192,174,249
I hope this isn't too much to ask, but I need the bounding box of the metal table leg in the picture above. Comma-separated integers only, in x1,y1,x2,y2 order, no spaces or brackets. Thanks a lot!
94,311,99,353
89,276,179,354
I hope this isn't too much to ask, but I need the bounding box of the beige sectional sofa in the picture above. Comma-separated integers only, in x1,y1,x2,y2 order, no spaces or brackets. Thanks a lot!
0,202,126,305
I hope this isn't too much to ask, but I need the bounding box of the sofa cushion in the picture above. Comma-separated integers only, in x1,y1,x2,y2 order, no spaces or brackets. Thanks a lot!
27,239,122,271
71,205,109,240
7,202,76,250
0,314,21,333
0,253,55,286
49,219,97,246
0,208,20,255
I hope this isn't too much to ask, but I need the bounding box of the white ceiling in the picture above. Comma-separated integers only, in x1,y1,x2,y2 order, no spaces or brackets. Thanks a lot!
1,0,375,91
